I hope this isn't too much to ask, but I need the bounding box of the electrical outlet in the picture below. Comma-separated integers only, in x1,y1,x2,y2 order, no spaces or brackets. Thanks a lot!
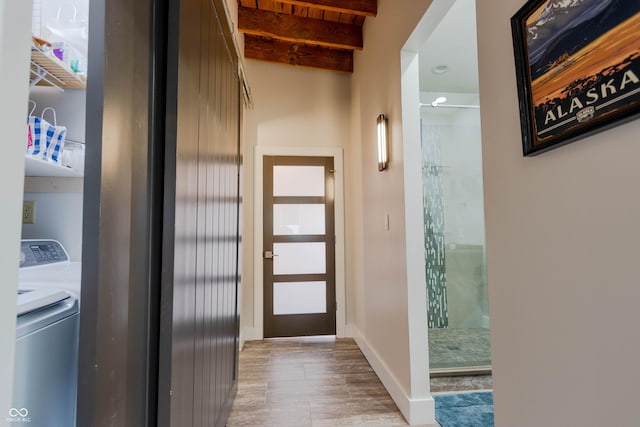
23,200,35,224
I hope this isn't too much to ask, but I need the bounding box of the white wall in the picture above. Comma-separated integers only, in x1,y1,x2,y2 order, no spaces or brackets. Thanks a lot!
240,60,351,343
0,0,33,419
350,0,433,424
21,192,83,261
478,1,640,426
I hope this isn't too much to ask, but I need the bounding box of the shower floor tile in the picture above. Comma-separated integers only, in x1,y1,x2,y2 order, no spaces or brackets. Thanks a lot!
428,328,491,370
430,374,493,393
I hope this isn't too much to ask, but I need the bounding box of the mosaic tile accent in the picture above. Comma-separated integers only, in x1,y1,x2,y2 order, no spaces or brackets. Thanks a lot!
421,121,448,328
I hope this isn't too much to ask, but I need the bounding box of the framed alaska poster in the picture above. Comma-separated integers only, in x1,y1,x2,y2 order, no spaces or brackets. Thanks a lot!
511,0,640,155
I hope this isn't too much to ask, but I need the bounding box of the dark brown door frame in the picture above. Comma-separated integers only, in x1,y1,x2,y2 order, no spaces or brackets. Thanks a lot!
263,156,336,338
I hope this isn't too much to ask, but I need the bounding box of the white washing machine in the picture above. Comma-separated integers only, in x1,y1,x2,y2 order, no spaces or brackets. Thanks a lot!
12,240,81,427
19,240,82,297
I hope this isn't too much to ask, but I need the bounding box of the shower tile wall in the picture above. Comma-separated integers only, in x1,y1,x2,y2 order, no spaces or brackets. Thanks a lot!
445,244,488,328
421,98,489,332
422,98,491,370
422,123,448,329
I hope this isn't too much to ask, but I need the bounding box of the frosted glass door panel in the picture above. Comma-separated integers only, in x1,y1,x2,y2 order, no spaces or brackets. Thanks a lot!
273,242,326,275
273,282,327,315
273,166,325,197
274,204,325,235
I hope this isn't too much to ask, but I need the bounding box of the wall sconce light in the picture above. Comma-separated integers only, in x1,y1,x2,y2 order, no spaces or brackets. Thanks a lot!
377,114,388,171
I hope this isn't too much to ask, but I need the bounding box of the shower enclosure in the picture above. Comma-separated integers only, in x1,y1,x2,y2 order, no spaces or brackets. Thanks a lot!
421,93,491,373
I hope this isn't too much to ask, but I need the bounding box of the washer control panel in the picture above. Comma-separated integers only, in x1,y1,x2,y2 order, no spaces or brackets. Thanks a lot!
20,240,69,268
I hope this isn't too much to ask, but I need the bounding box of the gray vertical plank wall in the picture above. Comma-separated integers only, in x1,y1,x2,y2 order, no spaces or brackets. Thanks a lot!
159,0,242,426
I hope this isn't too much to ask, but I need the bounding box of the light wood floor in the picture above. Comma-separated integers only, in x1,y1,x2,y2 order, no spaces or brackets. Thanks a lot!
227,337,440,427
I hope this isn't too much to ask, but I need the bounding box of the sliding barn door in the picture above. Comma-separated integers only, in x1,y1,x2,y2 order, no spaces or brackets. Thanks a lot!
158,0,242,426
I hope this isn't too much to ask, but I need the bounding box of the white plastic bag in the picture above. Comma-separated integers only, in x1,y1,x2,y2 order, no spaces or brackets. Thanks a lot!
61,140,84,174
42,4,88,74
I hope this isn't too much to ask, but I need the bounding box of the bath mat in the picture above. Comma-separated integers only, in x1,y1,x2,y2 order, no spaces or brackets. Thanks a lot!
434,391,494,427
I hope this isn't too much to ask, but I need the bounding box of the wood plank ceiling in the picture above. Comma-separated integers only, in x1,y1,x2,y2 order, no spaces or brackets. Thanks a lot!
237,0,377,73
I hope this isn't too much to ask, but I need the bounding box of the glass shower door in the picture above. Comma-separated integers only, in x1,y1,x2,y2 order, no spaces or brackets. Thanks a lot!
421,99,491,372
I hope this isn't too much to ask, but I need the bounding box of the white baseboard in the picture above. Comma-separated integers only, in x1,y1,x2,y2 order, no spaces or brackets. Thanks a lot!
351,326,435,426
239,326,255,351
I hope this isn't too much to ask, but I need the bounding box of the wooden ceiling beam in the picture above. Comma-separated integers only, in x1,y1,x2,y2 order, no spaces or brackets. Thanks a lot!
275,0,377,17
244,35,353,73
238,6,363,50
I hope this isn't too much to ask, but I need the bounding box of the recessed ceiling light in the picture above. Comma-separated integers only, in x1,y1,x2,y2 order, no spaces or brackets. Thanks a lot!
432,65,450,75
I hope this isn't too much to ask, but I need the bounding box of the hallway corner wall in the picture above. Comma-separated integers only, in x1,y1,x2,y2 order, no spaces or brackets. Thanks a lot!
349,0,434,424
240,60,351,342
346,68,365,334
478,1,640,426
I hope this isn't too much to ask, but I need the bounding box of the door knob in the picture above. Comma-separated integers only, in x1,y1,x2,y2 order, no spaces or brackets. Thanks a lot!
264,250,278,259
